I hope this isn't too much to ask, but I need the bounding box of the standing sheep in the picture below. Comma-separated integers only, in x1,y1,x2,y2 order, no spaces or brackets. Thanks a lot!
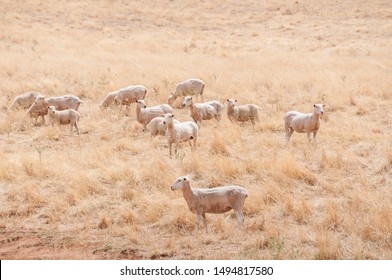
171,176,249,232
163,113,198,158
226,99,261,125
7,92,42,112
27,95,82,125
48,105,80,135
167,78,205,106
284,104,326,145
182,96,223,124
136,100,173,131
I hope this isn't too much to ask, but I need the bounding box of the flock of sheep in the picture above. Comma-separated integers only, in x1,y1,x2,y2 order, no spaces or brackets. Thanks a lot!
6,78,326,231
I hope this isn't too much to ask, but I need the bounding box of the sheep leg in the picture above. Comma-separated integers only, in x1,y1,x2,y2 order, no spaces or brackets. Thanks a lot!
307,132,311,142
285,127,293,145
74,122,80,135
196,213,201,231
70,123,73,134
234,210,244,229
202,213,208,233
169,142,172,158
313,131,318,142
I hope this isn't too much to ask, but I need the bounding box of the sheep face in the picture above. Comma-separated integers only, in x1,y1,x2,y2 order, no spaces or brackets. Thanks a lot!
226,98,237,108
182,96,192,108
313,104,326,116
171,176,189,191
48,105,56,115
136,100,147,109
162,113,174,125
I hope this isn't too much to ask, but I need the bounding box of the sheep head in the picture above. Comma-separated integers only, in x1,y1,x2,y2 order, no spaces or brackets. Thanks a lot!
171,175,190,191
136,100,147,109
162,113,174,125
226,98,237,107
182,96,192,108
313,104,326,116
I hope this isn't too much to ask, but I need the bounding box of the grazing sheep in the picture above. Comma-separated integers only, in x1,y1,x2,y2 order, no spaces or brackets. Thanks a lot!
113,85,147,110
226,98,261,125
27,95,82,125
163,113,198,158
99,91,118,109
136,100,173,131
171,176,249,232
168,78,205,106
147,116,180,137
48,105,80,135
284,104,326,145
7,92,42,112
182,96,224,124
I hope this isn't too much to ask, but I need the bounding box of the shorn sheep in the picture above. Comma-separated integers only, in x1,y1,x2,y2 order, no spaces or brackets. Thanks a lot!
147,116,179,137
171,176,249,232
7,92,42,112
226,99,261,125
27,95,82,125
48,105,80,135
163,113,198,158
99,91,118,109
284,104,326,145
182,96,224,124
167,78,205,106
113,85,147,109
136,100,173,130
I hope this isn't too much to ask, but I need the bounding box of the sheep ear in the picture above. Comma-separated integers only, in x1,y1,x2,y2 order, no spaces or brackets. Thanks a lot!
171,114,174,118
323,104,326,107
226,99,229,101
313,104,316,107
235,99,238,102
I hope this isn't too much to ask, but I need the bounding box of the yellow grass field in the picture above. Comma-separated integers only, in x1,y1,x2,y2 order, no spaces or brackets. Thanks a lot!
0,0,391,259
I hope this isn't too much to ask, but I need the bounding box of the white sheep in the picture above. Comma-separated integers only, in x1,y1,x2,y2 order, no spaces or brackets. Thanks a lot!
99,91,118,109
167,78,205,106
163,113,198,158
182,96,222,124
27,95,82,125
114,85,147,109
171,175,249,232
7,92,42,112
48,105,80,135
226,98,261,125
284,104,326,145
147,116,180,137
136,100,173,131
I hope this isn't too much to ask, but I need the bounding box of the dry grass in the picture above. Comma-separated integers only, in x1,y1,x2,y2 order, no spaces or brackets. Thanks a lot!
0,0,392,259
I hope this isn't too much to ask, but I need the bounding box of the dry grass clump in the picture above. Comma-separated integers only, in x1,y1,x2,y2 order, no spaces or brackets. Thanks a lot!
276,151,317,185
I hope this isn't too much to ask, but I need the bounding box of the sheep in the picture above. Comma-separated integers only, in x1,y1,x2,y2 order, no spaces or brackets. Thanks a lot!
171,175,249,232
136,100,173,131
226,98,261,125
182,96,224,124
7,92,42,112
167,78,205,107
113,85,147,110
147,116,180,137
27,95,83,125
284,104,326,145
48,105,80,135
99,91,118,109
163,113,198,158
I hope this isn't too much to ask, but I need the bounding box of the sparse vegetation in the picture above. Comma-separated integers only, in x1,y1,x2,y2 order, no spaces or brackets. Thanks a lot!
0,0,391,259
